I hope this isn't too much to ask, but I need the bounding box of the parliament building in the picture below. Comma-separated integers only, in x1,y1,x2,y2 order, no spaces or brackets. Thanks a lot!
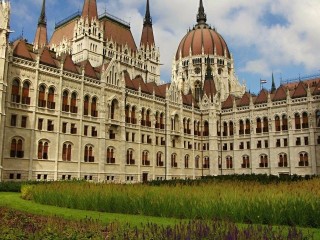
0,0,319,182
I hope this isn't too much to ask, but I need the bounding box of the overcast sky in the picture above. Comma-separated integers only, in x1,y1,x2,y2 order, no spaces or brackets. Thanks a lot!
9,0,320,94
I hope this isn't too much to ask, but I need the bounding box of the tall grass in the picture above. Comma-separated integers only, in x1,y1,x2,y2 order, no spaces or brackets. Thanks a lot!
22,179,320,228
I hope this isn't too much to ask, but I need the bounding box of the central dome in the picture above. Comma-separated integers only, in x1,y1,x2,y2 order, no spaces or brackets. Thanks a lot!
175,0,230,61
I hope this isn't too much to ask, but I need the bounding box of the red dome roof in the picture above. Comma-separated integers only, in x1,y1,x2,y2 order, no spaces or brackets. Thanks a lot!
176,24,231,60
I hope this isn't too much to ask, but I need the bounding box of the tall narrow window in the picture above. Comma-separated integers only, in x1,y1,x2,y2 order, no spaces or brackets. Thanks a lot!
156,152,163,167
204,121,209,136
146,110,151,127
229,122,234,136
278,153,288,167
295,113,301,129
84,96,89,116
203,157,210,169
47,87,55,109
242,155,250,168
11,79,20,103
223,122,228,136
106,147,115,164
195,156,200,169
141,109,145,126
184,155,189,168
282,115,288,131
70,92,78,113
171,154,177,168
22,82,30,105
226,156,233,169
142,151,150,166
275,116,280,131
91,97,98,117
239,120,244,135
127,149,134,165
62,143,72,161
10,138,24,158
259,154,268,168
62,90,69,112
38,85,46,107
131,107,136,124
316,110,320,128
256,118,262,133
125,105,130,123
263,117,269,132
84,145,94,162
245,119,250,134
302,112,309,129
299,152,309,167
38,141,49,160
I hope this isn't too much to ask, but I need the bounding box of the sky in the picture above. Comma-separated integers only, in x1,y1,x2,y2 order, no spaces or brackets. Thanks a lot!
8,0,320,94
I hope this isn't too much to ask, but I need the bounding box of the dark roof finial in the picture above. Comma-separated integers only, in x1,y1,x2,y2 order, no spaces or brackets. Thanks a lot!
271,72,276,93
197,0,207,25
38,0,46,26
144,0,152,26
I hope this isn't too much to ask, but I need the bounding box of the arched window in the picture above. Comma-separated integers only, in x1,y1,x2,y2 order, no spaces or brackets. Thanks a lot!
195,155,200,169
10,138,24,158
110,99,118,120
70,92,77,113
282,115,288,131
131,107,137,124
157,152,164,167
299,152,309,167
195,81,202,102
226,156,233,169
62,143,72,161
302,112,309,129
22,82,30,105
245,119,250,134
160,113,164,129
125,105,130,123
223,122,228,136
187,119,191,134
259,154,268,168
62,90,69,112
184,155,189,168
141,108,146,126
216,120,221,136
142,151,150,166
256,118,262,133
316,110,320,128
295,113,301,129
38,141,48,160
183,118,187,134
239,120,244,135
84,96,89,116
171,153,177,168
84,145,94,162
155,112,160,128
204,121,209,136
203,157,210,169
106,147,115,164
242,155,250,168
11,79,20,103
229,122,234,136
91,97,98,117
126,149,135,165
278,153,288,167
275,115,280,132
38,85,46,107
47,87,55,109
263,117,269,132
146,110,151,127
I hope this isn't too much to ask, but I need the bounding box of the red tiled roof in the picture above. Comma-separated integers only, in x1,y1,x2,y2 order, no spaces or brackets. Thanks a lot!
12,40,34,60
272,85,287,101
182,92,194,106
49,18,78,47
292,81,307,99
313,80,320,96
237,92,251,107
203,79,217,100
63,54,79,74
34,25,47,49
39,47,56,67
222,94,234,109
132,75,151,94
255,89,268,104
82,0,98,22
140,25,155,47
80,60,98,79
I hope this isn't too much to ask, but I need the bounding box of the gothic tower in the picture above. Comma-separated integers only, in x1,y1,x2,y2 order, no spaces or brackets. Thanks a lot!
72,0,104,67
0,0,10,181
33,0,47,50
138,0,161,84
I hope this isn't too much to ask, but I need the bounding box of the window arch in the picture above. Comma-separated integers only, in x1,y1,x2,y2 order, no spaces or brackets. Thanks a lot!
142,151,150,166
22,81,30,105
38,85,46,107
239,120,244,135
256,118,262,133
11,79,20,103
141,108,146,126
71,92,78,113
223,122,228,136
245,119,250,134
110,99,118,120
126,149,135,165
278,153,288,167
195,80,202,102
195,155,200,169
184,154,189,168
259,154,268,168
203,121,209,136
295,113,301,129
226,156,233,169
125,105,130,123
91,97,98,117
62,90,69,112
84,95,90,116
299,152,309,167
229,121,234,136
62,143,72,161
84,145,94,162
242,155,250,168
203,156,210,169
106,147,115,164
275,115,280,132
157,152,164,167
282,115,288,131
263,117,269,132
146,109,151,127
171,153,177,168
160,112,164,129
131,106,137,124
47,87,55,109
38,140,49,160
302,112,309,129
10,138,24,158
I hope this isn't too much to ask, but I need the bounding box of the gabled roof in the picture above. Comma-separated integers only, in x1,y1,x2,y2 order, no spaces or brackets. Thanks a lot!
182,92,194,106
13,40,34,61
49,18,78,47
272,85,287,101
222,94,234,109
39,47,56,67
82,0,98,22
313,80,320,96
80,60,98,79
292,81,307,99
237,92,251,107
255,89,268,104
132,75,150,94
63,54,79,74
203,79,216,100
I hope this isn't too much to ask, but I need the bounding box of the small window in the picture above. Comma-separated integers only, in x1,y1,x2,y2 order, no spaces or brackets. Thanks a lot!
21,116,27,128
11,115,17,127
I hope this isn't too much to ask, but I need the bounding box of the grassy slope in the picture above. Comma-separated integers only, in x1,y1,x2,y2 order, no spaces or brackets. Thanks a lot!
0,192,319,238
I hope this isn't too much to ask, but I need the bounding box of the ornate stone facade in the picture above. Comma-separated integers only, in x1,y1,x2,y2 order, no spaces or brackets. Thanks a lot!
0,0,319,182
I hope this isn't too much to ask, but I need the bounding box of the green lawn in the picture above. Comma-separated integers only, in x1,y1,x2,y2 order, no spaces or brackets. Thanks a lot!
0,192,319,238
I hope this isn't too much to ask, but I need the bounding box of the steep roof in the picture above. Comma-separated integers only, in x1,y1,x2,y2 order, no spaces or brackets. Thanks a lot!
82,0,98,22
203,79,216,100
222,95,234,109
255,89,268,104
237,92,251,107
292,81,307,99
80,60,98,79
182,92,194,106
140,0,155,47
13,40,34,61
272,85,287,101
49,18,78,47
63,54,79,74
39,47,56,67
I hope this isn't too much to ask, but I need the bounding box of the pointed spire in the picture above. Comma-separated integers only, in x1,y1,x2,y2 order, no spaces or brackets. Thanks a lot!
140,0,155,47
144,0,152,26
38,0,46,26
82,0,98,22
205,55,213,80
197,0,207,25
33,0,47,50
271,72,276,93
